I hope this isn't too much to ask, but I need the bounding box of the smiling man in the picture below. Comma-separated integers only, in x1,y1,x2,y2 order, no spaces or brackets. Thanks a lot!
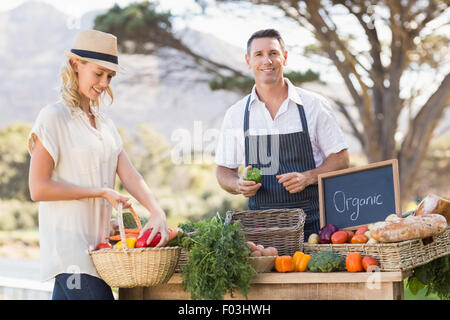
215,29,350,239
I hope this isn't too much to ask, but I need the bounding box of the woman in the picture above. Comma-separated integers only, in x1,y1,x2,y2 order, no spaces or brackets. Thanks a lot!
28,30,169,300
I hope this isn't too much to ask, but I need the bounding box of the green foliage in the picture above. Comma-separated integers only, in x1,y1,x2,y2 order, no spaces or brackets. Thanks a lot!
308,251,345,272
407,255,450,300
178,213,256,300
0,123,32,201
94,1,173,53
209,70,321,93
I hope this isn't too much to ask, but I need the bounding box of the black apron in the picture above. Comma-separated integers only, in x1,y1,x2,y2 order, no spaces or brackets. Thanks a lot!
244,95,320,240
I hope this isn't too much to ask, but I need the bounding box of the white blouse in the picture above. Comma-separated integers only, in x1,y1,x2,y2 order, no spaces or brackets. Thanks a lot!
215,78,348,169
28,101,123,281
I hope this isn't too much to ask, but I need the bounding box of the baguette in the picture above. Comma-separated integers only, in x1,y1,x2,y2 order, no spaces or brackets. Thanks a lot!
371,213,448,243
415,194,450,224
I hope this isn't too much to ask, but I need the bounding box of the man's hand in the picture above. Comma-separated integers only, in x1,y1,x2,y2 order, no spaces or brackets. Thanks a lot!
238,165,262,197
276,172,311,194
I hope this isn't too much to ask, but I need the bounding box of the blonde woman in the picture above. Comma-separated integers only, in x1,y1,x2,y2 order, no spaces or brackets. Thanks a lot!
28,30,169,300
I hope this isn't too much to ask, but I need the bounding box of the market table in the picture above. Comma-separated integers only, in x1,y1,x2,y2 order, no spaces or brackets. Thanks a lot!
119,270,411,300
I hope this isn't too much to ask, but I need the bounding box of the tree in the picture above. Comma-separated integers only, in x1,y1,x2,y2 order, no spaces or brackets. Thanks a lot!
214,0,449,203
94,1,321,89
94,1,245,77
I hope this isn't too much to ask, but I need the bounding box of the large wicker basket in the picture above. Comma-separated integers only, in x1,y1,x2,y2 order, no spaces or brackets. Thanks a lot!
303,227,450,271
89,203,181,288
228,208,306,256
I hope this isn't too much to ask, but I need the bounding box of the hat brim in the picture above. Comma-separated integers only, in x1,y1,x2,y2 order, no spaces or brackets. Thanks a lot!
65,50,126,74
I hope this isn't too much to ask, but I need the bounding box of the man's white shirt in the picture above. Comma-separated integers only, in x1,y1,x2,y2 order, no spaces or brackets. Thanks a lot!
214,78,348,169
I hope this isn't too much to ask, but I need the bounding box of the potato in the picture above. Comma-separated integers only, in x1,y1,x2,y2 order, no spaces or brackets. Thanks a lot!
308,233,319,244
256,244,264,251
247,241,257,251
261,248,273,256
252,250,262,257
266,246,278,256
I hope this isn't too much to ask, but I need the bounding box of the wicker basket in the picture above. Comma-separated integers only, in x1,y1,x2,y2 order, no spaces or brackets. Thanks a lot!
89,203,181,288
228,208,306,256
303,227,450,271
248,256,276,273
175,249,189,273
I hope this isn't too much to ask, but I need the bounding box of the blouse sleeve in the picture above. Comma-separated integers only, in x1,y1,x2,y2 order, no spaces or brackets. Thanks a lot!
106,117,124,156
27,106,60,165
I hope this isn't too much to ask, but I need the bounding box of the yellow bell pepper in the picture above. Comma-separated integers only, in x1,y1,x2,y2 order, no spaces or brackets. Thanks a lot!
292,251,312,272
114,237,137,250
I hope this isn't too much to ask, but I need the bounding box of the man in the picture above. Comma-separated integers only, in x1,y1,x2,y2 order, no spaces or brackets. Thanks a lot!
215,29,350,239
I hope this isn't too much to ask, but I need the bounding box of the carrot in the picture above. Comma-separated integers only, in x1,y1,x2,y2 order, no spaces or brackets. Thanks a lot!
168,227,181,242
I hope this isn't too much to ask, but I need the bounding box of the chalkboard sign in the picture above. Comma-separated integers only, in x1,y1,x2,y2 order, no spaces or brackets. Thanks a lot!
318,159,401,230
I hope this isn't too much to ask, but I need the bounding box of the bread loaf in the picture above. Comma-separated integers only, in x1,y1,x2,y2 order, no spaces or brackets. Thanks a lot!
371,213,448,243
415,194,450,224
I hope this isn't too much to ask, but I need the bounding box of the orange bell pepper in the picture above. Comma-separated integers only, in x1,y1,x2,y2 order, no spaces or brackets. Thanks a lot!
275,255,295,273
292,251,312,272
296,254,312,272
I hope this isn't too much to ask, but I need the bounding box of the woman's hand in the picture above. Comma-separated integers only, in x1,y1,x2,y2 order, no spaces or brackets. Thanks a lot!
101,188,132,210
138,208,169,248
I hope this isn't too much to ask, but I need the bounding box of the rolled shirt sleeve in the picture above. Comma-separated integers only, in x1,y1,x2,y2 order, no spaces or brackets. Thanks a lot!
314,99,348,160
27,105,60,165
214,107,245,169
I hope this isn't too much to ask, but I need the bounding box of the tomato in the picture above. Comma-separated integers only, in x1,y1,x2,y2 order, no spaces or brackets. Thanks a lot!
362,256,379,271
331,231,348,244
344,230,354,242
96,242,112,250
351,234,369,244
346,252,363,272
355,226,369,235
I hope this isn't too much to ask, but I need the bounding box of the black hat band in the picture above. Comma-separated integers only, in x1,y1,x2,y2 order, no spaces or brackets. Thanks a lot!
71,49,118,65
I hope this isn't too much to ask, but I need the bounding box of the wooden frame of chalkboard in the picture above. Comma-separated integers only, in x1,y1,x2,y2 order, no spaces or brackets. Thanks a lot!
318,159,401,230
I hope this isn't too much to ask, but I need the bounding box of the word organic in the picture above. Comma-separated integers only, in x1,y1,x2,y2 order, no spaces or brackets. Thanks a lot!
333,191,383,221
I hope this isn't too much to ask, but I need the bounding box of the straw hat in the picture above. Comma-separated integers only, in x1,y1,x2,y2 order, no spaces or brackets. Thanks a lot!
65,29,124,73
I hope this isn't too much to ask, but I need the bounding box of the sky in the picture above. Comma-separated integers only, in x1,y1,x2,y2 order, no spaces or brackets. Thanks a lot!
0,0,319,73
1,0,448,95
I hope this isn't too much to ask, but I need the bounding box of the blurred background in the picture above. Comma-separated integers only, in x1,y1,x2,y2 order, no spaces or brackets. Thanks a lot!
0,0,448,299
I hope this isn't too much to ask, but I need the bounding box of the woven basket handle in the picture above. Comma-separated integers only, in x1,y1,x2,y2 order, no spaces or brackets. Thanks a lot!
127,206,142,231
117,203,127,250
117,203,141,251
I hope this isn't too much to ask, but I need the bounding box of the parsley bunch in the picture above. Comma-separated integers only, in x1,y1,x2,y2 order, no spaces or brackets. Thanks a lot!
178,213,256,300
